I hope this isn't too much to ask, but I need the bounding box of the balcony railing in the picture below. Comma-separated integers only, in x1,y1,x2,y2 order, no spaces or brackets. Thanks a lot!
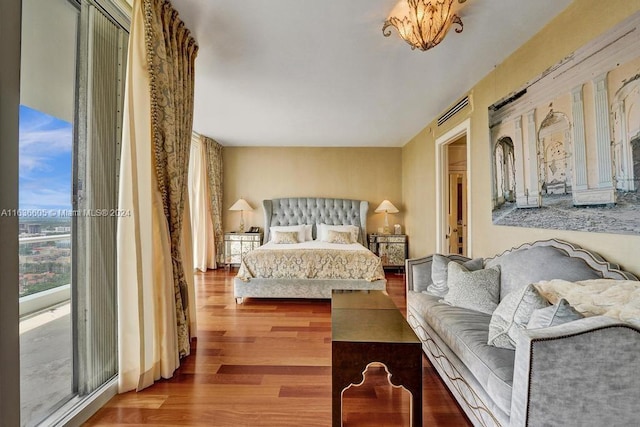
19,233,71,318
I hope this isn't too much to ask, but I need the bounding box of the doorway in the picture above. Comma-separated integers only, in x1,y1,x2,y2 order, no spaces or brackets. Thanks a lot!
436,119,471,256
448,171,467,255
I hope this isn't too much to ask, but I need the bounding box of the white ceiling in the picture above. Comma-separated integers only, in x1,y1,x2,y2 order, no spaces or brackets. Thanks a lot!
171,0,572,147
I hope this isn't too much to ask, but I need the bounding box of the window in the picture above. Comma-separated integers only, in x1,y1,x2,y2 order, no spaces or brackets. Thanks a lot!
19,0,129,424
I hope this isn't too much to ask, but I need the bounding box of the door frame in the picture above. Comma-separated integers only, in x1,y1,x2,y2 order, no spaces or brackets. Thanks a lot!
435,118,472,256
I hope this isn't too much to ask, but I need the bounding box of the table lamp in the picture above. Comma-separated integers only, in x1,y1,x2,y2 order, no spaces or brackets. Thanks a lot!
229,198,253,232
375,200,399,234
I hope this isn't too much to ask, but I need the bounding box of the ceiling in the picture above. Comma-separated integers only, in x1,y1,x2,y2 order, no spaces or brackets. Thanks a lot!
171,0,573,147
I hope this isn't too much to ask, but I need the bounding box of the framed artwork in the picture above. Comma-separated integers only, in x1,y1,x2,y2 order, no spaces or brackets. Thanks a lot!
489,11,640,236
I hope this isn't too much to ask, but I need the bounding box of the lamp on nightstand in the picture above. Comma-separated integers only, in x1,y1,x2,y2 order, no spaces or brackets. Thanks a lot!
229,198,253,232
375,200,399,234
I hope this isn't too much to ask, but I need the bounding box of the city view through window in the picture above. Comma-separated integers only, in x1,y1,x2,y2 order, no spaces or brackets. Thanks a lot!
17,104,73,297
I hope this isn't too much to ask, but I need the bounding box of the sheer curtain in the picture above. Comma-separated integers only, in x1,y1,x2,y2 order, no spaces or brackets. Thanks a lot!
117,0,197,393
189,132,217,271
204,136,224,266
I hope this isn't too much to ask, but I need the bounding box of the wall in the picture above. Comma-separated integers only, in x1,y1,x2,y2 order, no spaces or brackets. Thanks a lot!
223,147,403,234
0,0,22,423
402,0,640,276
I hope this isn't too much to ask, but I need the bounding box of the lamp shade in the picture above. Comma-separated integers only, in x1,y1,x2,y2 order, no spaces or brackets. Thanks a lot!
229,198,253,211
375,200,399,213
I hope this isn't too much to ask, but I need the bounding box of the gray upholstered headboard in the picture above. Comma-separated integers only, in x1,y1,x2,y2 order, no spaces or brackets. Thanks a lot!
263,198,369,244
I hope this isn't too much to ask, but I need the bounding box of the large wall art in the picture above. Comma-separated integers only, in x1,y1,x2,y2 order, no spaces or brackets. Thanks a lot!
489,12,640,236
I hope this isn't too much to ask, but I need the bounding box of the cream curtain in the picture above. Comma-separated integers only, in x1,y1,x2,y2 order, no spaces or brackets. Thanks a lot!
204,136,224,265
189,132,217,271
117,0,197,393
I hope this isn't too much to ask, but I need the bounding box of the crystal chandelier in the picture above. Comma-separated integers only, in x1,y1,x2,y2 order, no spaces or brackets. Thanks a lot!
382,0,465,51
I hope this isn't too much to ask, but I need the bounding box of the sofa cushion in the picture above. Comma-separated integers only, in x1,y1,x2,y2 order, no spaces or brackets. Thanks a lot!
444,262,501,315
484,246,601,301
427,255,484,297
527,298,584,329
410,291,515,415
488,284,550,349
534,279,640,326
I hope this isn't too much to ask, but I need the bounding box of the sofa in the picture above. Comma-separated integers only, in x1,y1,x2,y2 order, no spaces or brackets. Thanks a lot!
405,239,640,427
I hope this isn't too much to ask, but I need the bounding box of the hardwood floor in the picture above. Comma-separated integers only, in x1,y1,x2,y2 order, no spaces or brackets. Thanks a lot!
84,269,471,426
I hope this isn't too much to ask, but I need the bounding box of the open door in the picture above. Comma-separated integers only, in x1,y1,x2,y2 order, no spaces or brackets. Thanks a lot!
448,172,467,255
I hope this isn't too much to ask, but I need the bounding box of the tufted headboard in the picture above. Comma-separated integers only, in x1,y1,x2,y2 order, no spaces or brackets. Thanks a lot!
263,198,369,244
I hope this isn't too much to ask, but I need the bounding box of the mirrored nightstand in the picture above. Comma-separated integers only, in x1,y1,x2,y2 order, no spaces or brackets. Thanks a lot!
223,232,262,269
368,234,408,271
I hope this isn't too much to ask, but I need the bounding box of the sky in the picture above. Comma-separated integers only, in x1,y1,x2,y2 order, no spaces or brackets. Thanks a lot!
19,104,73,212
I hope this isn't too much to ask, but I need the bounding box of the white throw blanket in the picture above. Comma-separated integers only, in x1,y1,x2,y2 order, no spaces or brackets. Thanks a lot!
534,279,640,327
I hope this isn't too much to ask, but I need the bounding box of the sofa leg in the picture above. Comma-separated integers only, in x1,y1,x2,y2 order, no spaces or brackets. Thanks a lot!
235,297,243,304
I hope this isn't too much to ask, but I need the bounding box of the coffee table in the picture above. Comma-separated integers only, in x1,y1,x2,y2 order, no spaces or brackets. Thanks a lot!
331,290,422,427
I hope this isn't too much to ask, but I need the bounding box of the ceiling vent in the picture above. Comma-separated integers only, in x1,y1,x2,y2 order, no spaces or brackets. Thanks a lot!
438,95,469,126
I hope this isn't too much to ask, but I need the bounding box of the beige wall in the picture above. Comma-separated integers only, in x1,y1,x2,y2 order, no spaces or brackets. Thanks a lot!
402,0,640,276
223,147,403,234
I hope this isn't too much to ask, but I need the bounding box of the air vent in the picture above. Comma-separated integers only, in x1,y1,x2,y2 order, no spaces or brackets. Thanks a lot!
438,96,469,126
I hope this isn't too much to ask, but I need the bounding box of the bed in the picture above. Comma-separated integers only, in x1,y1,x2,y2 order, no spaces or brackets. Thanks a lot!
233,197,387,303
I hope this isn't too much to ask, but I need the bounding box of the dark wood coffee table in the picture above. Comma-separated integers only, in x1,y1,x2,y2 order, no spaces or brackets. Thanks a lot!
331,290,422,427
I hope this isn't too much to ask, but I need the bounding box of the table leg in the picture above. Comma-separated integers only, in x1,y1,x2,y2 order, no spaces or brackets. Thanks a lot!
333,342,422,427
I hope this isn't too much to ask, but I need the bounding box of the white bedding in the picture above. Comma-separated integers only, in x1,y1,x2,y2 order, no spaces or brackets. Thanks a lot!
260,239,370,252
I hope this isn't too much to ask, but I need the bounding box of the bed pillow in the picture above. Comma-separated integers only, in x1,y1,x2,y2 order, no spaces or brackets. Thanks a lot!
303,224,313,241
318,224,359,243
269,225,305,242
488,284,550,349
527,298,584,329
427,254,484,297
326,230,353,244
444,262,501,315
272,231,299,244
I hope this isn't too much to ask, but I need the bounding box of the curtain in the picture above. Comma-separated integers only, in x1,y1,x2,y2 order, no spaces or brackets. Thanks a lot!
117,0,198,393
204,136,224,265
189,132,217,271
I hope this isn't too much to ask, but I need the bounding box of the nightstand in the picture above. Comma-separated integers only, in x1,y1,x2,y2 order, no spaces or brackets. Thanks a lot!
368,234,408,270
223,232,262,268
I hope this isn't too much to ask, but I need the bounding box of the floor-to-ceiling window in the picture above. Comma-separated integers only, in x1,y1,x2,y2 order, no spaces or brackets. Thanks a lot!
19,0,129,425
19,1,79,423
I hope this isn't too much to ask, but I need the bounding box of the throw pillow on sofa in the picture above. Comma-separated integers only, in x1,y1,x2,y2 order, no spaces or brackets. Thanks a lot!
488,284,550,349
427,254,484,297
534,279,640,326
444,262,500,315
527,298,584,329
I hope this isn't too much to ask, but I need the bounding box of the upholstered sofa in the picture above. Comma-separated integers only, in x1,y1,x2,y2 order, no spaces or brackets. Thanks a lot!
405,239,640,427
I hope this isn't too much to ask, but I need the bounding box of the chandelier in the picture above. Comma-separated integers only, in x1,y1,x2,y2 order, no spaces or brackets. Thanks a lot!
382,0,465,51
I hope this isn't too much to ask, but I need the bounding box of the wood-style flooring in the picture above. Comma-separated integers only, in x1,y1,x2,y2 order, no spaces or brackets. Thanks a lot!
84,269,471,426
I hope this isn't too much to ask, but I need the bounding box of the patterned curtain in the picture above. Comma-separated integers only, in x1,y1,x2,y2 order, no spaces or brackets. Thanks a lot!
142,0,198,357
204,137,224,266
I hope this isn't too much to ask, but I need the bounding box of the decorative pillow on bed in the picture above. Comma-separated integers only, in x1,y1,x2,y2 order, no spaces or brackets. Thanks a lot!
427,254,484,297
272,231,299,244
487,284,550,349
270,225,305,242
318,224,360,243
444,262,501,315
326,230,353,244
